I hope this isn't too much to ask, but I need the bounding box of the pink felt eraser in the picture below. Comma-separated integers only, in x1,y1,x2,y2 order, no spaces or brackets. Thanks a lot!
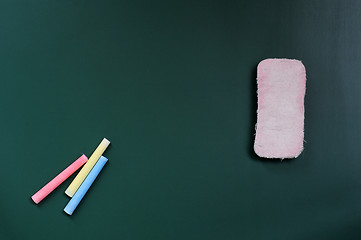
254,59,306,159
31,154,88,204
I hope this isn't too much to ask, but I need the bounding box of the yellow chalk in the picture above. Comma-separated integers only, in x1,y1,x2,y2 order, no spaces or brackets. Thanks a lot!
65,138,110,197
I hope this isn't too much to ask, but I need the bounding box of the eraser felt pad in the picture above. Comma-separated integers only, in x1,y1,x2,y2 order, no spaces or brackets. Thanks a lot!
254,59,306,159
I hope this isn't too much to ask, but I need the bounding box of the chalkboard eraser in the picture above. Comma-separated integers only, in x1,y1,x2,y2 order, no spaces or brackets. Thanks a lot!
254,59,306,159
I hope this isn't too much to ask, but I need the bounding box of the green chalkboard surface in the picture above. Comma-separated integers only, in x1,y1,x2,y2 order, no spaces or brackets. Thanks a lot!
1,1,360,239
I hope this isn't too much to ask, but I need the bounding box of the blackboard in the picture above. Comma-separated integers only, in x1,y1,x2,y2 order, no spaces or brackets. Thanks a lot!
1,1,360,239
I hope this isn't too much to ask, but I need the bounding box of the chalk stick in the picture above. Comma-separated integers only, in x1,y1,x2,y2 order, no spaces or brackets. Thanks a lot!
64,156,108,215
65,138,110,197
31,154,88,204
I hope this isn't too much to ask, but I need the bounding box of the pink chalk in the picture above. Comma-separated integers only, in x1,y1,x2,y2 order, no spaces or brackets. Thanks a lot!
31,154,88,204
254,59,306,159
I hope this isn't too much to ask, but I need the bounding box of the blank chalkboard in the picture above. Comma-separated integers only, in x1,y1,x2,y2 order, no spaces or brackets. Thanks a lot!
1,1,360,240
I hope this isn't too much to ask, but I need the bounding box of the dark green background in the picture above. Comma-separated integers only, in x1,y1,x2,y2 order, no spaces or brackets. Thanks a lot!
1,0,360,239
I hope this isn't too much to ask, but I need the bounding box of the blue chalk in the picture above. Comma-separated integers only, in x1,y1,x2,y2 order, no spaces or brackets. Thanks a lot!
64,156,108,215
